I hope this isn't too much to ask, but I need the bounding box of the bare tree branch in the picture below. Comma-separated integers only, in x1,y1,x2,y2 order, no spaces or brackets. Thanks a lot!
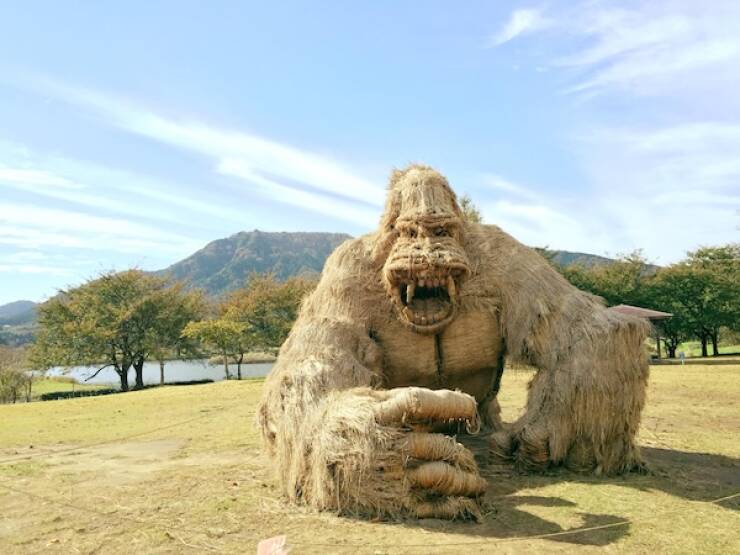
84,363,117,382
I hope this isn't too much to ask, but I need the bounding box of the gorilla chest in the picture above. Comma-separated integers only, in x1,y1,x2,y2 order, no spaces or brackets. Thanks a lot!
376,309,504,399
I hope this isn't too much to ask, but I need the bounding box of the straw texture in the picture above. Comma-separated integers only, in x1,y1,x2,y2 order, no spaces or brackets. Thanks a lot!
258,165,649,521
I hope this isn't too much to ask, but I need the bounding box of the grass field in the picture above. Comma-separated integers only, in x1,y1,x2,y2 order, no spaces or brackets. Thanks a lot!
0,364,738,554
28,378,109,401
675,341,740,358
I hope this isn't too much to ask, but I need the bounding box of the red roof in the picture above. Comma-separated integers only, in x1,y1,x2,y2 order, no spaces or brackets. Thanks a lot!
609,304,672,320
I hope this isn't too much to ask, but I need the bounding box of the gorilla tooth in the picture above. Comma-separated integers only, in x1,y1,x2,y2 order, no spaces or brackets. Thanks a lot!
447,276,457,297
406,283,416,304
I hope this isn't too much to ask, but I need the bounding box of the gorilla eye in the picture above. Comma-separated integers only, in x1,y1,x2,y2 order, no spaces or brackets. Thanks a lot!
434,227,449,237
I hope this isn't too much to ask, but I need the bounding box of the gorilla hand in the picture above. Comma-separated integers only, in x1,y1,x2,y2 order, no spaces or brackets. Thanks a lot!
373,387,488,520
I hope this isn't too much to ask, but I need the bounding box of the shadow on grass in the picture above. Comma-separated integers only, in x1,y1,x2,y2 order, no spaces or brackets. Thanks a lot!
393,488,630,547
639,447,740,508
391,444,740,547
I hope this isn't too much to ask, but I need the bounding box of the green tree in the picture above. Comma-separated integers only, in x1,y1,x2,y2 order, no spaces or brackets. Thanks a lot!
182,274,315,380
181,319,247,379
147,285,206,385
642,276,692,358
559,251,654,307
648,265,713,357
222,273,316,353
459,194,482,224
685,244,740,355
0,346,30,403
553,243,739,358
31,270,204,391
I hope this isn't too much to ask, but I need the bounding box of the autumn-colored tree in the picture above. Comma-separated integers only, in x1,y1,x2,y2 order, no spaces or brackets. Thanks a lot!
559,251,653,307
181,319,247,379
222,273,316,352
147,285,206,384
182,274,316,379
0,346,30,403
32,270,205,391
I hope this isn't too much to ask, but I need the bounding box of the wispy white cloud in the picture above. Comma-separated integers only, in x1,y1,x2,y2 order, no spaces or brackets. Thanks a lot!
565,37,740,96
482,174,540,201
485,1,740,261
0,147,255,230
0,166,84,190
0,263,74,276
489,8,551,47
216,159,378,227
574,122,740,262
2,250,93,266
0,202,201,255
554,9,693,68
481,197,607,253
583,122,740,193
18,75,385,224
491,2,740,98
469,172,612,253
507,1,740,97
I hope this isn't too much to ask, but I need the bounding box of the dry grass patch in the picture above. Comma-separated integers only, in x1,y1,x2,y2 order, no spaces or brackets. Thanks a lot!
0,367,737,553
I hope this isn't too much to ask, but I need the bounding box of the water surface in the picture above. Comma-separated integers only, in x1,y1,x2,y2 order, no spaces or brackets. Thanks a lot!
48,359,274,388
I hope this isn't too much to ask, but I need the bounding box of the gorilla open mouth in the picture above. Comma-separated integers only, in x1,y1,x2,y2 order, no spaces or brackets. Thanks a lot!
388,268,465,332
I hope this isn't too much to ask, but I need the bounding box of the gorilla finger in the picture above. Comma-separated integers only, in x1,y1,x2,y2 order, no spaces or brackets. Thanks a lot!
402,432,478,472
408,461,488,496
414,496,482,521
375,387,480,432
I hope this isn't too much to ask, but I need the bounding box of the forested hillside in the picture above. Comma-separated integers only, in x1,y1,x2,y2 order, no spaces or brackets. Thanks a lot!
156,230,351,296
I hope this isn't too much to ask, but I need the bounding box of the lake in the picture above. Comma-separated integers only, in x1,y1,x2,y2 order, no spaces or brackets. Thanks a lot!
47,359,274,388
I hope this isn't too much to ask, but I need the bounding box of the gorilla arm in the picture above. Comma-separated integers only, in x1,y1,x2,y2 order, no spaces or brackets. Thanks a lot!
479,226,650,474
257,239,487,520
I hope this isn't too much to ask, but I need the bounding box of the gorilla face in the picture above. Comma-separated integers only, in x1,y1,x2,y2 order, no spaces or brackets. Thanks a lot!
381,168,470,334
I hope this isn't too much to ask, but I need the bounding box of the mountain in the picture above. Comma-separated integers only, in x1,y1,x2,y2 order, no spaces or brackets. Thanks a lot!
0,237,658,347
0,300,37,326
156,230,352,296
156,231,647,297
543,249,660,273
0,300,37,346
0,236,653,330
546,250,616,268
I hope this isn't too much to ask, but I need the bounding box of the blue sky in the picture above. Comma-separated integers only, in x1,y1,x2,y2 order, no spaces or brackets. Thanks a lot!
1,1,738,305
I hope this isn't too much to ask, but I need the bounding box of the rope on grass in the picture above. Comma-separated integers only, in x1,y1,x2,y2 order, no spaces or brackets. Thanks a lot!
287,491,740,549
0,476,737,552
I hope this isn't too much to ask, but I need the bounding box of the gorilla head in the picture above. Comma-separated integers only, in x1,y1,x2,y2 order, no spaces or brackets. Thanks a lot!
377,165,471,334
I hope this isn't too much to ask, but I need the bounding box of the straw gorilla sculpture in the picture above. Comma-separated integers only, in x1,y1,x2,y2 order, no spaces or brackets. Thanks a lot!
258,165,649,521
